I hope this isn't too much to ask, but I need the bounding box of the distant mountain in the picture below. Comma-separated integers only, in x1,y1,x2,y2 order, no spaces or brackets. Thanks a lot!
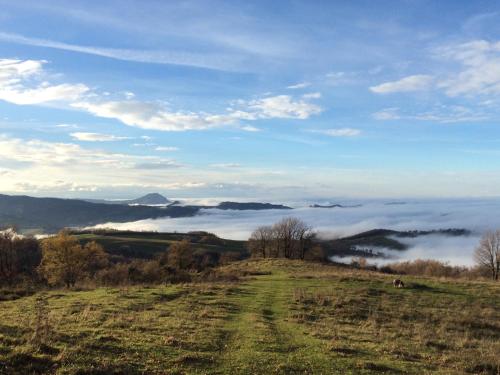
310,204,362,208
0,194,198,233
85,193,169,206
214,202,292,210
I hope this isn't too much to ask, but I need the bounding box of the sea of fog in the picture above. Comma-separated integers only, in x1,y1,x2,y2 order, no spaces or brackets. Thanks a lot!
92,198,500,267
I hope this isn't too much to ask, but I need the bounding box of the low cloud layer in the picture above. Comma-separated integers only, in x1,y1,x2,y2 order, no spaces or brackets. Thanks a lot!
93,198,500,266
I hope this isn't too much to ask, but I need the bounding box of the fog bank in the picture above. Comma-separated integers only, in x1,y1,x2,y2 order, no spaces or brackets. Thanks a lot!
93,198,500,266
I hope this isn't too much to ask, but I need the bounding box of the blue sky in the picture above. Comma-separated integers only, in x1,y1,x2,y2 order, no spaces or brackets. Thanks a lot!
0,0,500,199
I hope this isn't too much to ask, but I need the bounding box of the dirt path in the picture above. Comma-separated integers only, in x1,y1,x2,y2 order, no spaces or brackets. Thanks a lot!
215,272,338,374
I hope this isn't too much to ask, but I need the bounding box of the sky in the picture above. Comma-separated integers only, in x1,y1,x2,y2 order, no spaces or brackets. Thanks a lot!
1,0,500,200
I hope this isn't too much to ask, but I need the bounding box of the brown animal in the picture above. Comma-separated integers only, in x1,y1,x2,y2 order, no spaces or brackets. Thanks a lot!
393,279,404,288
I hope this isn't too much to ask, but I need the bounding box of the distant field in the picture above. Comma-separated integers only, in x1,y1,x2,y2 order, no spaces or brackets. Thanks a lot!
73,231,248,259
0,260,499,374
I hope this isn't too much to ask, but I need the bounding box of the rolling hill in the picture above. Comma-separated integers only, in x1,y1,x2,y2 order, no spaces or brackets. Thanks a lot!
0,194,199,233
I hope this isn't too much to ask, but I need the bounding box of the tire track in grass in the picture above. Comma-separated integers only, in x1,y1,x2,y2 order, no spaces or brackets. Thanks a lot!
215,272,340,374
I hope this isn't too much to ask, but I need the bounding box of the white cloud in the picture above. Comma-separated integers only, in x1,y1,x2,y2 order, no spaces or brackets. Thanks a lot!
74,93,322,132
238,95,322,120
370,74,434,94
0,83,89,105
240,125,261,132
0,59,43,84
0,59,323,132
287,82,311,89
70,132,130,142
72,100,236,131
155,146,179,151
0,58,89,105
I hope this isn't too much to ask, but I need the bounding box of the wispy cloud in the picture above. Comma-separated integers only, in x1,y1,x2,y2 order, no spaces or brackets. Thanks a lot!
370,74,434,94
287,82,311,89
436,40,500,96
371,40,500,98
302,92,321,99
210,163,241,168
373,105,488,123
372,108,401,120
70,132,130,142
309,128,361,137
240,125,261,132
155,146,179,152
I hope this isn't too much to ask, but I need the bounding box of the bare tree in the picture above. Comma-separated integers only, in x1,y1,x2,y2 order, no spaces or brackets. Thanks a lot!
248,218,314,260
248,226,273,258
271,217,314,259
474,230,500,281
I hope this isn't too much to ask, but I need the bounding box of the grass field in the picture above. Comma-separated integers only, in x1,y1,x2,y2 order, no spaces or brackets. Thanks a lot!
0,259,499,374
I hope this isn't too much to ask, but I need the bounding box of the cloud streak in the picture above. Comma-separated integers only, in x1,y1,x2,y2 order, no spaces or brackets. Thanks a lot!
309,128,361,137
370,74,434,94
70,132,130,142
0,31,249,72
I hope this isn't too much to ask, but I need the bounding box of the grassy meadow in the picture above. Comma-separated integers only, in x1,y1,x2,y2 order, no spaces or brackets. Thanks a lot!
0,259,499,374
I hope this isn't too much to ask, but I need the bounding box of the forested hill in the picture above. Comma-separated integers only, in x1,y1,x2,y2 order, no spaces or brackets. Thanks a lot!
0,194,199,233
84,193,170,205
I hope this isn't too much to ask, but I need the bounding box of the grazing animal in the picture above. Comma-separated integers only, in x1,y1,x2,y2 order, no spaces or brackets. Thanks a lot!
393,279,404,288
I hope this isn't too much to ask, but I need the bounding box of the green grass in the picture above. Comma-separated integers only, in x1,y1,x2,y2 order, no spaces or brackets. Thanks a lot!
0,259,499,374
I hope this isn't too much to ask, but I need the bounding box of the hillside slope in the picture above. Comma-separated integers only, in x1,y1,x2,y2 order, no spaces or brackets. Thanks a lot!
0,260,498,374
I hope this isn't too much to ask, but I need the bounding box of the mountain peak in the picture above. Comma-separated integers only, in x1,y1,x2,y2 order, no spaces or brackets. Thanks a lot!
129,193,169,205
